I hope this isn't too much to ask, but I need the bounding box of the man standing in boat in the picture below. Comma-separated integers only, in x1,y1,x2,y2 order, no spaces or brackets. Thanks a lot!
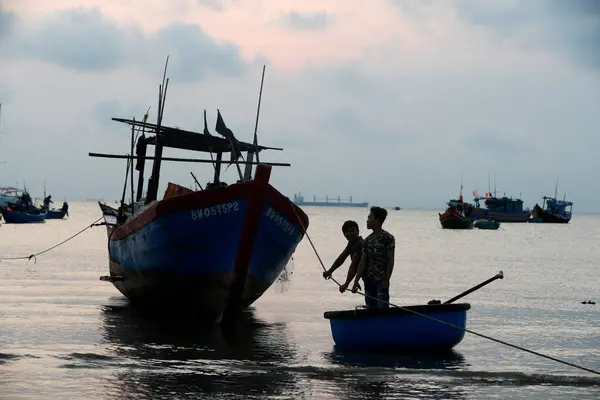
323,220,364,293
352,206,395,309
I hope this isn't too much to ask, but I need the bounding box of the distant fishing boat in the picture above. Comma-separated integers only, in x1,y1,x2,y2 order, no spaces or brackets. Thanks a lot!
474,219,500,230
40,191,69,220
532,196,573,224
470,176,531,222
0,186,25,208
91,61,309,324
45,204,69,219
439,186,473,230
471,193,531,222
531,182,573,224
0,207,47,223
292,193,368,208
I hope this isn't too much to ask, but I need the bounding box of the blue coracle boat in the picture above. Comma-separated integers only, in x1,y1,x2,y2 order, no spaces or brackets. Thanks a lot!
0,207,47,223
92,64,308,323
324,303,470,352
323,272,504,352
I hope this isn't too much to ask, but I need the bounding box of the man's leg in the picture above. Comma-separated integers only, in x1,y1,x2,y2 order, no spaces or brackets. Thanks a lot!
378,286,390,309
362,279,379,309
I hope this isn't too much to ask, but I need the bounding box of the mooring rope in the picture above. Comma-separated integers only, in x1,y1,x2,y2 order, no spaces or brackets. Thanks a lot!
0,216,104,263
288,205,600,377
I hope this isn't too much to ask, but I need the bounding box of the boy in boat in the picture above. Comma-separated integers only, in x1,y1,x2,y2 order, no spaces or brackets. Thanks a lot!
352,206,395,309
322,220,364,293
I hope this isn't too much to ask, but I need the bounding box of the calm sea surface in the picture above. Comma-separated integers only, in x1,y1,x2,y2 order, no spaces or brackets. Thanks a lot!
1,202,599,399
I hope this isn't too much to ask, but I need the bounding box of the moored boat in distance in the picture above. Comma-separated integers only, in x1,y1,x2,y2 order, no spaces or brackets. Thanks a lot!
471,193,531,222
0,206,47,223
532,196,573,224
293,193,368,208
439,192,474,230
474,219,501,230
0,186,26,209
92,61,309,324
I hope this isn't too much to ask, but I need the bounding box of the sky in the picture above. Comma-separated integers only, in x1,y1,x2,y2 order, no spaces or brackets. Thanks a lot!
0,0,598,211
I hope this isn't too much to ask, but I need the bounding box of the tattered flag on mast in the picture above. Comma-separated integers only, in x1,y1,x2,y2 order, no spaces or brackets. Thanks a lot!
215,110,243,164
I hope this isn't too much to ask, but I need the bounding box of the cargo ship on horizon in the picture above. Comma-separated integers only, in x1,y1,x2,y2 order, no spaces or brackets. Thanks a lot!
292,193,368,208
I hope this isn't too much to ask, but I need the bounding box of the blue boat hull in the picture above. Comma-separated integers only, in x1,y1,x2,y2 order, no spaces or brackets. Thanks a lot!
46,209,68,219
324,303,470,352
100,166,309,323
471,208,531,222
0,208,47,223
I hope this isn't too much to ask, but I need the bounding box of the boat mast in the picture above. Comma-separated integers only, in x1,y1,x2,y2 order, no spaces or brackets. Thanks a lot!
0,103,6,165
145,56,170,204
243,65,266,182
135,108,150,202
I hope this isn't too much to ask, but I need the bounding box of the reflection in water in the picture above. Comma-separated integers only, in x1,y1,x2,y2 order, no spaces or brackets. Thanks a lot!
324,348,468,400
327,348,467,370
100,304,300,399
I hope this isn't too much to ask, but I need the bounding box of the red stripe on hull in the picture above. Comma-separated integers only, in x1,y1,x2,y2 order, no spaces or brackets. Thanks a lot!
109,176,308,241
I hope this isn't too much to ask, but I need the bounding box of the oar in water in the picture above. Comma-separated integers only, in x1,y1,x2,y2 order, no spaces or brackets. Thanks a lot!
428,271,504,305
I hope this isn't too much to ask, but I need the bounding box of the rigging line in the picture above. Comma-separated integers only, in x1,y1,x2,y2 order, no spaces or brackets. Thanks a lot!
287,203,600,377
0,216,104,262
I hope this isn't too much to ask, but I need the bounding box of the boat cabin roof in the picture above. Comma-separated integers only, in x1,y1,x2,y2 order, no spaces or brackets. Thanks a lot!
543,196,573,206
113,117,283,154
0,186,24,194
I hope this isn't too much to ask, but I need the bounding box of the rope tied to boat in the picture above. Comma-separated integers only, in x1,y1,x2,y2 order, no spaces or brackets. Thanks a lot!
287,203,600,377
0,216,104,263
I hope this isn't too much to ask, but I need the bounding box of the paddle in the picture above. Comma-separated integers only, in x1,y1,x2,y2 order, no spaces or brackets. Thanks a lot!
428,271,504,305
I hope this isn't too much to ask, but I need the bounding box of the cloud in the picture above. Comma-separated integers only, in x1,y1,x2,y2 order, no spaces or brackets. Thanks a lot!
196,0,238,12
0,1,599,211
0,2,15,41
452,0,600,71
3,7,249,80
464,131,531,155
148,23,246,81
281,11,331,31
21,8,132,71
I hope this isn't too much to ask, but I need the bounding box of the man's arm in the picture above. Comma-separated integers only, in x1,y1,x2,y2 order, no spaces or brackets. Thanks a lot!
351,250,367,292
323,247,350,278
382,235,396,288
339,251,362,292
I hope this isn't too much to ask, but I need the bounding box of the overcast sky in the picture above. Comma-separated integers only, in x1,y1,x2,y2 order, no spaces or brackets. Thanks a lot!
0,0,598,211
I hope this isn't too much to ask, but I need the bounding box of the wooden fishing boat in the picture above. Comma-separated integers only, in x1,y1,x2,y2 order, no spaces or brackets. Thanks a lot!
46,209,68,219
474,219,500,230
43,202,69,219
0,207,47,223
532,196,573,224
324,303,470,352
91,62,308,324
439,200,474,229
471,194,531,222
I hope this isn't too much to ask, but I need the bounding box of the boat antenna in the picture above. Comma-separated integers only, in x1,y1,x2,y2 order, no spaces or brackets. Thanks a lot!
190,171,203,190
555,175,559,199
243,64,267,182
